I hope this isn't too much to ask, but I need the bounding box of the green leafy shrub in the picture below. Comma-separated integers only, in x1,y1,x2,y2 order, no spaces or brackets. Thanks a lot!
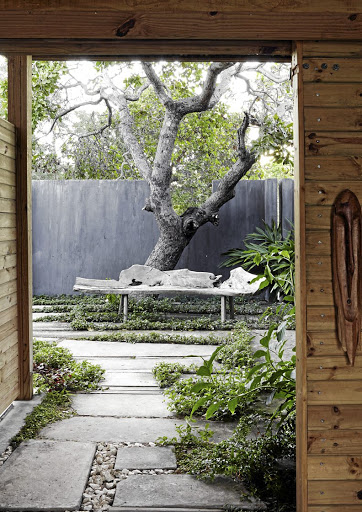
153,362,187,388
33,339,105,392
222,220,294,296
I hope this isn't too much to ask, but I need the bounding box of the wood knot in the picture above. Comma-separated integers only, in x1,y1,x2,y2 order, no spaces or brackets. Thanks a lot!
333,406,340,413
116,18,136,37
209,11,218,16
349,13,358,21
357,490,362,500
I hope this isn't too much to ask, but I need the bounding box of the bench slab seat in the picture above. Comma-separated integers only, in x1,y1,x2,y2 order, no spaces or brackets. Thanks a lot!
73,277,242,322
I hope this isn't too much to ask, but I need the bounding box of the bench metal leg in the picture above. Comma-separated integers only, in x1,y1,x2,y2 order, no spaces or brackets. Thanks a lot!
229,296,235,319
119,295,129,322
221,296,227,323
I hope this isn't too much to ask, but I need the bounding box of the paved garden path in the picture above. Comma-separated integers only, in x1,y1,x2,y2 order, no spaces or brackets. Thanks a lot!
0,317,270,511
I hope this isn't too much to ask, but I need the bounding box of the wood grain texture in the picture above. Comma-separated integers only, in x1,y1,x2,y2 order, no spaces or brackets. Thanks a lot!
308,430,362,454
303,59,362,83
306,231,331,255
307,280,333,306
0,12,360,40
309,405,362,430
307,332,345,357
0,140,15,160
305,156,362,181
308,480,362,505
0,1,360,13
307,356,362,381
308,380,362,405
306,256,332,279
332,190,362,366
8,56,32,401
306,132,362,157
305,182,362,206
305,108,362,132
307,306,336,331
308,455,362,480
304,83,362,107
306,206,332,230
304,41,362,57
293,41,308,512
0,39,292,60
0,368,19,415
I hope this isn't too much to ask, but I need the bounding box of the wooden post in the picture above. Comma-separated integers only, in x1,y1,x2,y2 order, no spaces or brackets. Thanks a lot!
7,55,33,400
292,42,307,512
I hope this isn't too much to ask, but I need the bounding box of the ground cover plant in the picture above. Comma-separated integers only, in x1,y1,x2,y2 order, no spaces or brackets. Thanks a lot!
33,294,278,332
11,340,105,448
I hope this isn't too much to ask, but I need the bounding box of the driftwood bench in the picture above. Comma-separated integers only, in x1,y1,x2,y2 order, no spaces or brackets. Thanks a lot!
74,277,242,322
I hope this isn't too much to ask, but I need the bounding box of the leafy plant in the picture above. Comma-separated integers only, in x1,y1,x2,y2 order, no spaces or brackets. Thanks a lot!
153,362,187,388
222,220,294,296
33,339,105,392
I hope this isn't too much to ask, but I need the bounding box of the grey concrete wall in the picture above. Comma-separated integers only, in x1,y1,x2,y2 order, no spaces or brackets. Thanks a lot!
32,178,294,295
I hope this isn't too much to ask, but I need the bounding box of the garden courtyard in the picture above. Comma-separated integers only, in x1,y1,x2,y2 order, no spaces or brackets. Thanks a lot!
0,292,296,512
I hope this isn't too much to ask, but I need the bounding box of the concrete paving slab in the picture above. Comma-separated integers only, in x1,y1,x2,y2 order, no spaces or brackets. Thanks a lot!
57,340,218,358
72,394,173,417
103,372,158,387
74,356,204,371
0,439,96,511
91,387,162,395
32,328,228,340
0,394,43,453
112,474,259,509
40,417,236,443
115,446,177,470
32,321,72,331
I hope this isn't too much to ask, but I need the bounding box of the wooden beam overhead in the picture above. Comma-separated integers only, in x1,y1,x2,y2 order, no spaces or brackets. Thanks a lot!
0,0,361,13
0,39,292,61
0,11,360,41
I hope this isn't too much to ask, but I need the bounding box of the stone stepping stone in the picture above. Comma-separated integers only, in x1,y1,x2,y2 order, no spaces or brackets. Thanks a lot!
57,340,218,358
112,474,263,509
33,321,72,331
72,393,173,418
33,312,64,320
40,417,236,444
0,439,95,511
102,371,158,387
74,356,205,371
115,446,177,470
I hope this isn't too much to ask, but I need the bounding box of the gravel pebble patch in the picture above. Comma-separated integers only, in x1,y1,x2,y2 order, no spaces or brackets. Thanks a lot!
79,442,175,511
0,445,13,467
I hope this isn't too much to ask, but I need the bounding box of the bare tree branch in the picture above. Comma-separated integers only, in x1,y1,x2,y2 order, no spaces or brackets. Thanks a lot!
142,62,174,108
78,98,113,139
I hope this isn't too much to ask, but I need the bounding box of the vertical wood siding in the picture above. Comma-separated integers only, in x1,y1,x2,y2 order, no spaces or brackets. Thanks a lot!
0,118,18,415
297,41,362,509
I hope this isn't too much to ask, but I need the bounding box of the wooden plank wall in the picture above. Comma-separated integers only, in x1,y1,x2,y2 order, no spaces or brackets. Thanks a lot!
297,41,362,510
0,118,18,414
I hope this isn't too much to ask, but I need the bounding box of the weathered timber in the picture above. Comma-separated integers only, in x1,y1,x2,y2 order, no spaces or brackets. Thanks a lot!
8,55,32,401
304,83,362,107
292,41,308,512
306,231,331,255
307,356,362,381
306,132,362,157
303,59,362,83
304,41,362,57
306,206,332,230
308,480,362,505
305,108,362,132
308,380,362,404
307,280,333,306
0,39,292,60
309,405,362,430
305,182,362,206
305,156,362,181
306,256,332,280
307,306,336,331
307,332,345,357
332,190,362,365
308,455,362,480
0,1,360,12
308,430,362,454
0,12,360,40
0,140,15,160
